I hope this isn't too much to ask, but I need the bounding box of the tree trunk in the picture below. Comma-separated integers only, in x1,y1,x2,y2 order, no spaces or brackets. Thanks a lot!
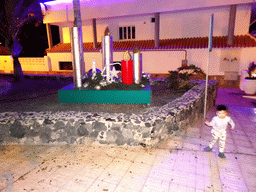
13,56,24,82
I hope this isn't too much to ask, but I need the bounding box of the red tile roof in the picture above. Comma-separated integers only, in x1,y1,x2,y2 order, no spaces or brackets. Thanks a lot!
0,46,11,55
46,34,256,53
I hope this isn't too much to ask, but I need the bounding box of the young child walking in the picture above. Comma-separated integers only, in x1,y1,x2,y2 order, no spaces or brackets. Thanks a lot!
204,105,235,158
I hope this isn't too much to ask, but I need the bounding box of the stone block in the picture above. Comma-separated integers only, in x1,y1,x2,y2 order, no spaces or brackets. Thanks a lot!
122,128,134,139
43,118,54,125
142,132,150,138
90,131,99,138
105,131,119,144
112,126,121,132
9,120,26,139
77,125,89,136
39,126,51,143
123,122,140,130
93,121,107,131
66,122,76,137
30,121,41,133
116,134,125,146
54,120,66,130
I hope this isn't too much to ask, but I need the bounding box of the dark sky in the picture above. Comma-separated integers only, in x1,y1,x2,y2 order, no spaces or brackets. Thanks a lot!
250,3,256,32
251,3,256,22
0,23,60,57
19,23,49,57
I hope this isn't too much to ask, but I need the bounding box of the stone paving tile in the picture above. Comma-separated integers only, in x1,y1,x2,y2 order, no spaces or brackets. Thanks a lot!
141,178,170,192
61,176,95,192
118,175,148,191
236,146,256,155
234,139,253,148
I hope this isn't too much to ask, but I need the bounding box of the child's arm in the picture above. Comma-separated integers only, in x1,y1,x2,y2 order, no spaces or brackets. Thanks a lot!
205,116,217,127
229,118,235,130
205,119,212,126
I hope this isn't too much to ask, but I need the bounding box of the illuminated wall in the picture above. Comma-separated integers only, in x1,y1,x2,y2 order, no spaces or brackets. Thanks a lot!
160,6,230,39
40,1,255,76
0,56,12,73
43,0,254,23
235,4,252,35
62,27,70,43
55,4,252,44
44,47,256,75
1,46,256,75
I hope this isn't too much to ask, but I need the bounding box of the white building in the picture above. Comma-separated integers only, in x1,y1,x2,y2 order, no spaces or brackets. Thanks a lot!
1,0,256,86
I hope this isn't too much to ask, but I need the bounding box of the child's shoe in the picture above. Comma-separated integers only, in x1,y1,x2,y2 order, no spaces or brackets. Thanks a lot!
204,146,212,152
218,153,226,159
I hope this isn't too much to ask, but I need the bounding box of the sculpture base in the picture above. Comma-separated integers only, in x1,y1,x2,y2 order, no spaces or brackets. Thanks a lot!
58,83,151,104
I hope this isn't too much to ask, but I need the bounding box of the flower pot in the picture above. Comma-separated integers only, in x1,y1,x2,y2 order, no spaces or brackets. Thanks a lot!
244,78,256,95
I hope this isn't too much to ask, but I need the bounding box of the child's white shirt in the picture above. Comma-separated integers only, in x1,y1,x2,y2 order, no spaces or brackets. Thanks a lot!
210,116,235,132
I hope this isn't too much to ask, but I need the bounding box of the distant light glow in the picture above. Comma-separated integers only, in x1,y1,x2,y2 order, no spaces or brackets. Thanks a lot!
45,0,87,5
43,0,136,12
45,0,134,6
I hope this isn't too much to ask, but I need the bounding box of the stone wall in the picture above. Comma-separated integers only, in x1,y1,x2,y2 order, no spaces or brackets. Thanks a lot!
0,80,218,147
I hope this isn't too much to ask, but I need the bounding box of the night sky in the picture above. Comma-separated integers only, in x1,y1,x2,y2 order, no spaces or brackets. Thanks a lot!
0,23,60,57
19,23,49,57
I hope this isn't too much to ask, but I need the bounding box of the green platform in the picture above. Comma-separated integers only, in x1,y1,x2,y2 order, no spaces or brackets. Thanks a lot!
58,83,151,104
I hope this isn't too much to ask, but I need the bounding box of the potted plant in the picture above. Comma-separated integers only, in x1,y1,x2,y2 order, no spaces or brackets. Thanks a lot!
244,62,256,95
168,64,205,91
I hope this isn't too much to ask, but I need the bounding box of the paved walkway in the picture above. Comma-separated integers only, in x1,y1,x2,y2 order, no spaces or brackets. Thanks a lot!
0,88,256,192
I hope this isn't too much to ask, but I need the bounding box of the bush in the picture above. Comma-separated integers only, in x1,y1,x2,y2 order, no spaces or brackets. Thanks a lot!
168,64,205,90
247,62,256,79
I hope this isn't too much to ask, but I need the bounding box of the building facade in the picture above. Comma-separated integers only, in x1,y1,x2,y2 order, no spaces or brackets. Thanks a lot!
1,0,256,86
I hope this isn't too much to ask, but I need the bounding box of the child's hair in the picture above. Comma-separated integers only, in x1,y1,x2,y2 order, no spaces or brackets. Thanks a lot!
217,105,228,111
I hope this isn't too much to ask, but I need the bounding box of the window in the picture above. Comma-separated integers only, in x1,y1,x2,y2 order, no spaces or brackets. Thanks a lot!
59,62,73,70
119,26,135,40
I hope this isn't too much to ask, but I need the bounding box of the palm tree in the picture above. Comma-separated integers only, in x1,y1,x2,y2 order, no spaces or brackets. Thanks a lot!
0,0,53,81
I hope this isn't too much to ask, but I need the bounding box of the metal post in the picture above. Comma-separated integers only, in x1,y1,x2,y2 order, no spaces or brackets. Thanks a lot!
72,0,85,89
71,27,82,89
204,14,214,119
102,28,113,83
154,13,160,47
92,18,98,48
227,5,237,46
46,23,53,49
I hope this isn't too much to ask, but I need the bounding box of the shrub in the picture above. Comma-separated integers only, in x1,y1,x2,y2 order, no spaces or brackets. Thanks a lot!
247,62,256,79
168,64,205,90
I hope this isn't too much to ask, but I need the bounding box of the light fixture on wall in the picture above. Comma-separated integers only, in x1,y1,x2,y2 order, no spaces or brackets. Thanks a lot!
223,57,238,62
223,57,229,61
231,57,238,62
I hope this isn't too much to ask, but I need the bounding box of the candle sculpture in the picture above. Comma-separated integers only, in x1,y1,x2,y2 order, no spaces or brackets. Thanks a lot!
102,27,113,83
122,50,133,85
133,46,142,84
92,59,96,79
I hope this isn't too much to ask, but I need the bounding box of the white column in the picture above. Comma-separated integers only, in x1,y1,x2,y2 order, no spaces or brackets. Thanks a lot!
227,5,237,46
92,19,98,49
72,0,85,89
71,27,82,88
154,13,160,47
46,23,53,49
133,52,142,84
102,35,113,83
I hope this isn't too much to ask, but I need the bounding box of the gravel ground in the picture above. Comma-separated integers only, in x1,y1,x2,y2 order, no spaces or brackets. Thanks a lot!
0,75,185,114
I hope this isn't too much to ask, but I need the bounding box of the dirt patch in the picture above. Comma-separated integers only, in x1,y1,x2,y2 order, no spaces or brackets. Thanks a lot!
0,76,187,114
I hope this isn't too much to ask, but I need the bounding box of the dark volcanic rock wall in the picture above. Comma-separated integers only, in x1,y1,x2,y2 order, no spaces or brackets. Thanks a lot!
0,80,218,147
